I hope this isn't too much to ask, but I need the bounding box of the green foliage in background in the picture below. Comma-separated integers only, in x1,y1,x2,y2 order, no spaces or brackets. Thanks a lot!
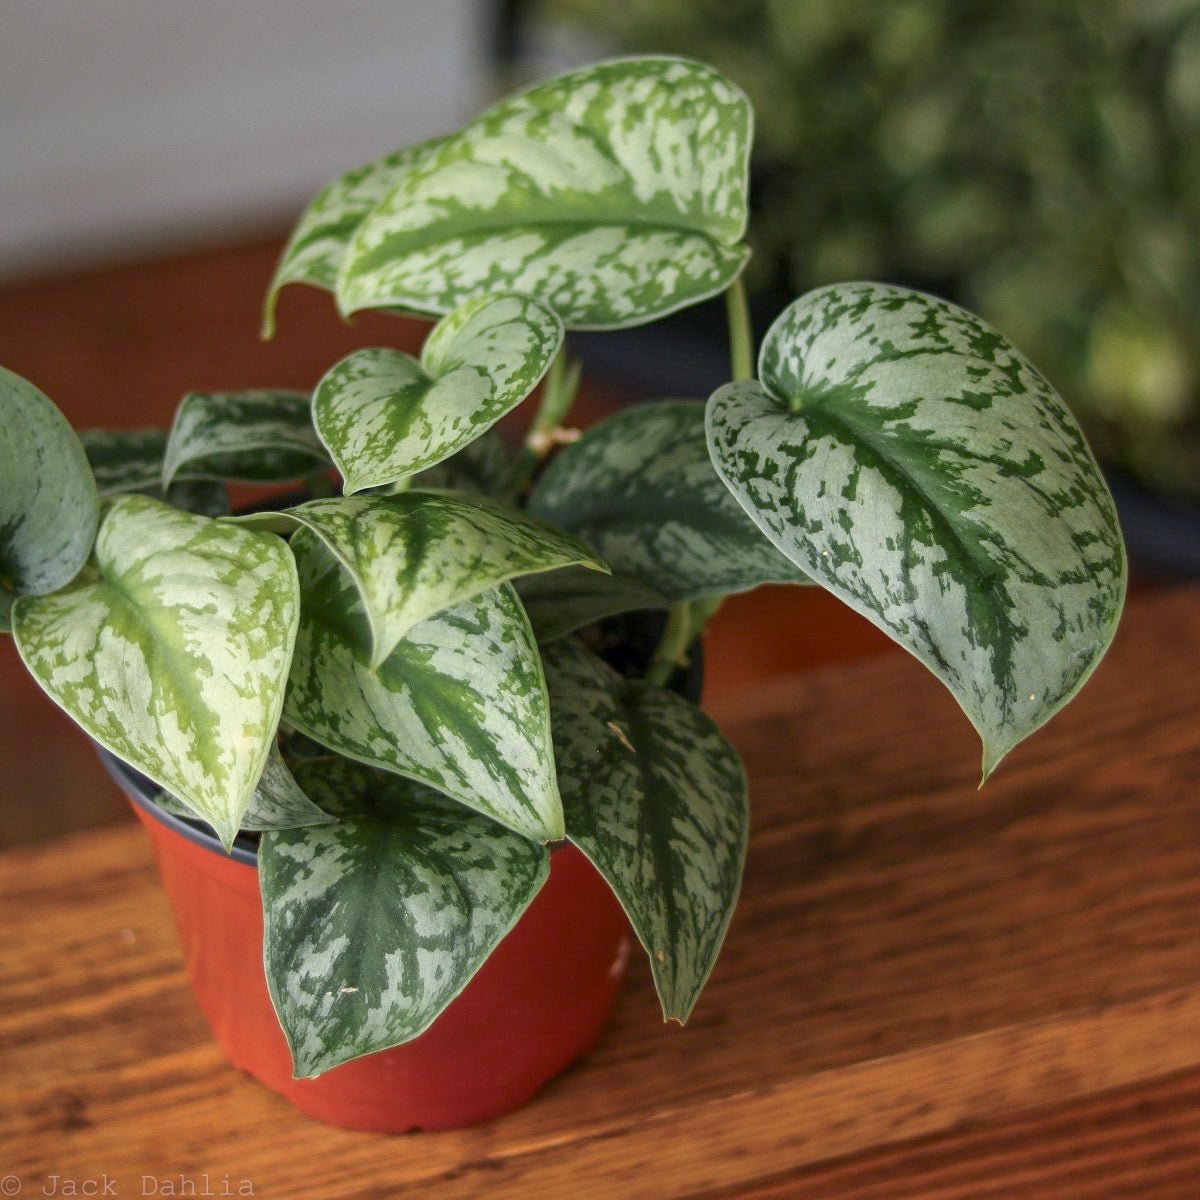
534,0,1200,498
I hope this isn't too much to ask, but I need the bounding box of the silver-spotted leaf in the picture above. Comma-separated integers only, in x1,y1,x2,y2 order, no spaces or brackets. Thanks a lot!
12,495,300,848
544,638,747,1021
314,292,562,493
261,757,549,1077
155,744,333,832
517,565,669,642
162,391,329,489
707,282,1127,777
233,490,606,668
336,56,751,330
80,428,230,516
284,533,562,842
263,136,447,336
0,367,99,599
529,399,808,601
81,428,170,494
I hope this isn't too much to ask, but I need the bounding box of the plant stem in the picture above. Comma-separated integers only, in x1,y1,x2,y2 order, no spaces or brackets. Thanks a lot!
725,275,754,382
644,602,695,687
507,345,582,498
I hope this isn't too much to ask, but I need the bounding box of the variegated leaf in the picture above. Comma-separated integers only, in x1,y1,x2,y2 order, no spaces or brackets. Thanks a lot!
155,744,334,832
284,533,562,842
410,429,510,496
12,494,300,848
544,638,747,1021
263,137,446,336
80,428,230,516
261,757,548,1077
314,293,561,494
707,282,1127,777
81,428,169,493
162,391,329,490
233,490,606,668
529,399,808,601
336,57,752,330
0,367,99,600
517,565,669,642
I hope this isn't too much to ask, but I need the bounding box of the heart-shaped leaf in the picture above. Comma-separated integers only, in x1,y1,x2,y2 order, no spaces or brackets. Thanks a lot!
154,744,334,832
233,490,606,668
517,565,669,642
261,757,549,1077
707,282,1127,777
529,399,808,601
263,136,446,336
336,56,752,330
284,533,562,842
544,638,746,1021
0,367,99,601
314,292,562,494
12,494,300,848
162,391,329,490
80,429,230,516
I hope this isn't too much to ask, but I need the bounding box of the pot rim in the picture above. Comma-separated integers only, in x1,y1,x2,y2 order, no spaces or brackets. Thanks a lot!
96,746,260,866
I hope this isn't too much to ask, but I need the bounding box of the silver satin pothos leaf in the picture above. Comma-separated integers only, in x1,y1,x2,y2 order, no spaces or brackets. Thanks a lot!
0,367,99,602
529,399,808,602
283,533,563,842
313,292,562,494
80,428,229,516
12,495,300,848
80,428,172,494
517,565,670,643
336,56,752,330
162,390,330,489
232,490,607,668
263,136,447,336
260,758,549,1077
707,282,1127,777
544,638,747,1022
154,744,333,832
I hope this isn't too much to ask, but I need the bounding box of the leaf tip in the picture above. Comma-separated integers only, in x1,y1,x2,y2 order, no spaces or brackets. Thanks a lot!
979,740,1008,788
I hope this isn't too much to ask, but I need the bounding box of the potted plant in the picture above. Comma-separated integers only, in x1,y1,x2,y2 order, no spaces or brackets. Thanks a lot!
0,56,1126,1133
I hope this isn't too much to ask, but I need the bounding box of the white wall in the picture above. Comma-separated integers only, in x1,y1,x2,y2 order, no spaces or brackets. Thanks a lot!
0,0,491,279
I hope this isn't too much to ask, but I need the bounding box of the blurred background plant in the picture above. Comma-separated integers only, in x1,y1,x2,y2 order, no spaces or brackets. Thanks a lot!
520,0,1200,500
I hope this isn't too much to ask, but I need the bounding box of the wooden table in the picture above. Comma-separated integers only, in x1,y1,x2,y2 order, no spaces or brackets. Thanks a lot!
2,587,1198,1198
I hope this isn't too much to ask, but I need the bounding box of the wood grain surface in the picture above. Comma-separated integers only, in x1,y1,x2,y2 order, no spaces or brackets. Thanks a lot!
1,585,1197,1199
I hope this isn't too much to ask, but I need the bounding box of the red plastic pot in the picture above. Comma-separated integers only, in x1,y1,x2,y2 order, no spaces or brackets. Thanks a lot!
104,752,632,1132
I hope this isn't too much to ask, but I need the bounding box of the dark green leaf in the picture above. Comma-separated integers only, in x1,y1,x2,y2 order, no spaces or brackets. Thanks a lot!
530,399,808,601
162,390,329,489
261,758,548,1076
544,638,747,1021
0,367,99,597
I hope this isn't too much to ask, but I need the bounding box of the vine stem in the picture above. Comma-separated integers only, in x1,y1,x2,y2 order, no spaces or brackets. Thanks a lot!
506,345,582,498
644,602,694,688
725,275,754,382
643,279,751,684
